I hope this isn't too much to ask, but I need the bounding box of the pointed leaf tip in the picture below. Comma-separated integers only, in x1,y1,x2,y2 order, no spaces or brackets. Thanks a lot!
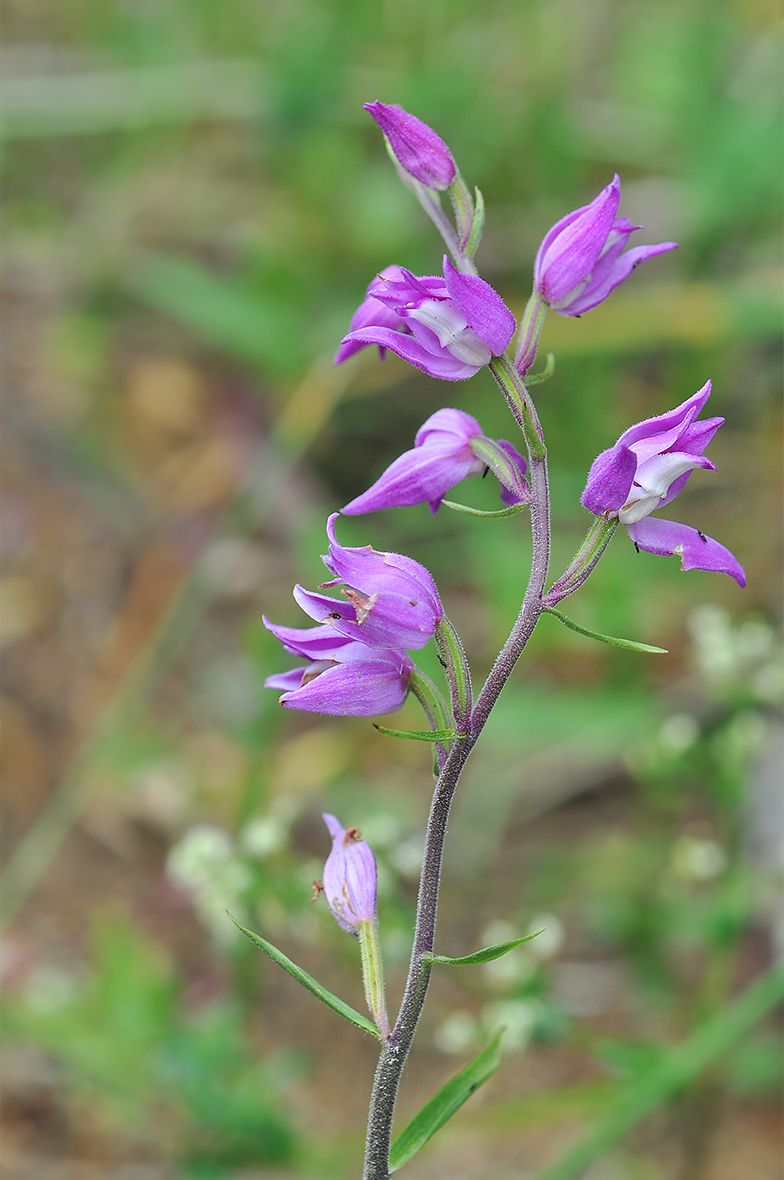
426,931,544,966
229,915,382,1039
373,724,459,742
543,608,667,653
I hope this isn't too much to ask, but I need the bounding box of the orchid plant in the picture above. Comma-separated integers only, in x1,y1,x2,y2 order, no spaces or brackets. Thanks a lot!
238,102,745,1179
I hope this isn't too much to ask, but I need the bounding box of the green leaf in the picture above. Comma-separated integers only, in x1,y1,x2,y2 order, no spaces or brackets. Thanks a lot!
373,724,458,742
441,499,526,519
389,1029,504,1172
230,917,382,1040
426,930,544,966
543,607,667,654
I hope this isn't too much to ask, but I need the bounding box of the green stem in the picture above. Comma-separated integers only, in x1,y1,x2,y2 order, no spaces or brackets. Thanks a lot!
408,667,455,773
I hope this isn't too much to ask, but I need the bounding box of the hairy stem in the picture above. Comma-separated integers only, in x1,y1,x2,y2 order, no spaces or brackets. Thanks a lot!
362,358,550,1179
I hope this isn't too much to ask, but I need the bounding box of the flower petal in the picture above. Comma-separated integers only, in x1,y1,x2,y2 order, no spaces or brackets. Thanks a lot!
617,382,713,449
442,257,516,355
414,407,482,446
262,617,356,660
625,517,745,586
582,443,638,515
554,239,678,316
279,653,411,716
338,325,481,380
342,439,479,514
536,176,621,304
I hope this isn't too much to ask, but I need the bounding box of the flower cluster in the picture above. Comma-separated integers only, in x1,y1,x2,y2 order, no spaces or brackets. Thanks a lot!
265,102,745,723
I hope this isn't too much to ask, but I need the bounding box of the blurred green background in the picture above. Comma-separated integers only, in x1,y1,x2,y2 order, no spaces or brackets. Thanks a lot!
1,0,781,1177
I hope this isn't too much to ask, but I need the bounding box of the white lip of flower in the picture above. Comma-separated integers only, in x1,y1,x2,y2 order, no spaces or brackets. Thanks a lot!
407,299,493,366
550,277,589,310
617,452,706,526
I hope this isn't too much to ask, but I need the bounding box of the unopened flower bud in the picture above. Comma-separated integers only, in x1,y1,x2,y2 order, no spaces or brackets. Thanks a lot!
365,101,456,191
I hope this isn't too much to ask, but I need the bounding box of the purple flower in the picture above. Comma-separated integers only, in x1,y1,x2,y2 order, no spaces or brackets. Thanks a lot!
293,514,443,650
581,381,745,585
335,256,515,381
535,175,678,316
263,619,412,716
334,266,413,365
364,101,456,191
342,408,529,515
321,814,378,934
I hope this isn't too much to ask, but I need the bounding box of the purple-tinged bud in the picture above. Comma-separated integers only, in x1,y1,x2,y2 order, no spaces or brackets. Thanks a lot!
335,256,515,381
581,381,745,586
342,408,528,515
534,175,678,317
319,814,390,1038
364,101,456,191
293,514,444,651
321,814,378,934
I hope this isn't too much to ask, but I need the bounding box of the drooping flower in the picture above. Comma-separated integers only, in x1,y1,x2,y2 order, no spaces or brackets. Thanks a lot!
293,514,443,650
535,175,678,317
364,101,456,191
263,619,412,715
321,814,378,934
335,256,515,381
581,381,745,585
342,408,529,515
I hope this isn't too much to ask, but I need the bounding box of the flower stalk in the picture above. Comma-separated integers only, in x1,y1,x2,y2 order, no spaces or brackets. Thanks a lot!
358,919,390,1041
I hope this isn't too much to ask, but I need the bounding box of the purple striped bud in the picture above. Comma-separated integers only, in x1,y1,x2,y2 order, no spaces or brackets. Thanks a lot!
535,175,678,316
321,814,378,935
364,102,456,191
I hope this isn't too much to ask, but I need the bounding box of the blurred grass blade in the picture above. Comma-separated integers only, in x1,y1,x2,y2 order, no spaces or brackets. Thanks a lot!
543,607,667,653
389,1028,504,1172
373,725,458,742
426,931,544,966
230,917,382,1040
0,59,264,139
134,256,304,375
536,964,784,1180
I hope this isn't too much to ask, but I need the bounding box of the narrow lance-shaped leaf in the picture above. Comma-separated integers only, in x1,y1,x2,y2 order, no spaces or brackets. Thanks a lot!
373,724,459,743
389,1028,504,1173
543,607,668,654
230,916,382,1040
441,499,526,519
425,930,544,966
524,352,556,386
